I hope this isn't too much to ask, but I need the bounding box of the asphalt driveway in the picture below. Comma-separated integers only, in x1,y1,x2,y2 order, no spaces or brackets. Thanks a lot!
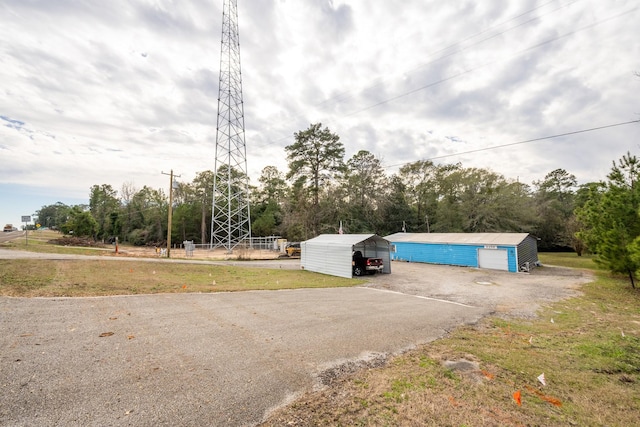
0,250,590,426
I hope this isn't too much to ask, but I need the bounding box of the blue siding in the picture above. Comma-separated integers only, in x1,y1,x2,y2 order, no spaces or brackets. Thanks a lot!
391,242,519,272
504,246,517,272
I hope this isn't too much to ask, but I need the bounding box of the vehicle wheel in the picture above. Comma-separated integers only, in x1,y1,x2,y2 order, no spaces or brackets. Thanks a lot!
353,266,364,276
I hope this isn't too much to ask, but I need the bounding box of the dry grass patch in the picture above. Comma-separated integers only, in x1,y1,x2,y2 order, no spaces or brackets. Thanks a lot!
0,259,360,297
263,257,640,427
1,229,112,256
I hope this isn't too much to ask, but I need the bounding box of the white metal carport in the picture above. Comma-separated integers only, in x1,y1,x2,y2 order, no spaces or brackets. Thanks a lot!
300,234,392,278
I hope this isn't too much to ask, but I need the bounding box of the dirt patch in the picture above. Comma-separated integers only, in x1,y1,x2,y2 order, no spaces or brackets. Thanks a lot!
48,237,107,248
315,352,389,388
110,245,283,261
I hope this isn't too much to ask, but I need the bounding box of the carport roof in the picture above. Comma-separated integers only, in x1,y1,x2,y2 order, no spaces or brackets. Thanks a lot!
385,232,532,246
304,234,388,247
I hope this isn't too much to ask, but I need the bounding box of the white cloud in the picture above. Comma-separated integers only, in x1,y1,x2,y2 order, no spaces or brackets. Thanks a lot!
0,0,639,227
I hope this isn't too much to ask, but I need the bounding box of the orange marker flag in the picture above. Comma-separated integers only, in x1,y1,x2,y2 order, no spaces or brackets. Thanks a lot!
513,390,522,406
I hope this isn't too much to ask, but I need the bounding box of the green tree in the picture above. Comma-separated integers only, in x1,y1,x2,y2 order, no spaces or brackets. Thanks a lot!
285,123,345,237
577,152,640,287
341,150,387,233
192,170,215,244
172,202,200,243
397,160,445,231
252,166,286,237
257,166,287,205
571,182,602,255
378,175,415,235
127,186,167,245
89,184,121,241
36,202,71,230
456,168,534,233
406,164,535,234
280,178,312,241
285,123,345,207
533,169,577,250
251,204,278,236
119,181,137,241
60,205,98,238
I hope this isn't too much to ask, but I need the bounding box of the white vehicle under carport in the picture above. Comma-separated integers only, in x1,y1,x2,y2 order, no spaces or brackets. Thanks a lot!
300,234,392,279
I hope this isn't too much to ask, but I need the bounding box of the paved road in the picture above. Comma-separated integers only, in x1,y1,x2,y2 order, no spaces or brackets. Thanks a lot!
0,231,23,244
0,248,301,269
0,249,584,426
1,291,484,426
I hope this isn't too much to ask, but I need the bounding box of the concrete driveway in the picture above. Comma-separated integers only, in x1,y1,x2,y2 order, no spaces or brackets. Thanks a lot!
0,250,589,426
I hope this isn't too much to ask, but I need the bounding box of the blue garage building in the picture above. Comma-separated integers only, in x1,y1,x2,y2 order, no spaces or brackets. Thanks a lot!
385,233,539,273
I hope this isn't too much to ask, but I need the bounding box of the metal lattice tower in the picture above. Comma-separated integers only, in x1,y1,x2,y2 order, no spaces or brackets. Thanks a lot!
210,0,251,252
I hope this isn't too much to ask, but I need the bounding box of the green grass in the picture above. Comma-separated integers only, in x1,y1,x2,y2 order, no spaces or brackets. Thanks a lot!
0,229,111,256
538,252,602,270
263,262,640,427
0,259,362,297
1,230,364,296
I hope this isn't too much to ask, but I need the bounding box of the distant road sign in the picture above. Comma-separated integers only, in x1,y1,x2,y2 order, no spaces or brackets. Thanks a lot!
21,216,31,222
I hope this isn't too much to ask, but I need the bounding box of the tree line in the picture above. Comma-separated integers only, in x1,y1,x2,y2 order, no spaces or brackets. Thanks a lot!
34,123,640,286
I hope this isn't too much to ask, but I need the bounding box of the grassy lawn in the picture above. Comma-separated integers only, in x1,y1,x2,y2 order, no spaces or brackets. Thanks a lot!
1,230,362,296
0,259,360,297
0,229,112,256
538,252,602,271
263,252,640,426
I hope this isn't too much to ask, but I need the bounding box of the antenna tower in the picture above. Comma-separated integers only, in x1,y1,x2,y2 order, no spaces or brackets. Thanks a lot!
210,0,251,252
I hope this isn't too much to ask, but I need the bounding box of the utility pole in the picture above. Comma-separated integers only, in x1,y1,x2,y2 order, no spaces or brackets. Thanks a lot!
162,170,181,257
210,0,251,253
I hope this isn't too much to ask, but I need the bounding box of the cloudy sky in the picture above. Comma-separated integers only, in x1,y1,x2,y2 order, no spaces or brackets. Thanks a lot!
1,0,638,227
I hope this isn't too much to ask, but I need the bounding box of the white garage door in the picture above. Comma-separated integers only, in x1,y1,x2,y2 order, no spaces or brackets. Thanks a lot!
478,248,508,271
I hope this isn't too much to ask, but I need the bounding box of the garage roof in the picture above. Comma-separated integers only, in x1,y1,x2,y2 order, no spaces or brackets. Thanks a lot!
385,232,532,246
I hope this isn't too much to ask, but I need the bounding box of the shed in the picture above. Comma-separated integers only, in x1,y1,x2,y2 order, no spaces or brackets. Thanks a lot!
385,233,539,273
301,234,392,278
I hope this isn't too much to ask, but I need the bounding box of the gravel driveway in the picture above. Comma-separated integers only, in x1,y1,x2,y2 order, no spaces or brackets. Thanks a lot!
365,261,592,318
0,251,591,426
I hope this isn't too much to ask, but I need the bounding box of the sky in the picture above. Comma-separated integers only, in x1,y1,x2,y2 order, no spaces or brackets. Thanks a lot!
1,0,639,228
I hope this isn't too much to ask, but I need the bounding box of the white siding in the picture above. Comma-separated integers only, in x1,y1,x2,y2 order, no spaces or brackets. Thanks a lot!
301,234,392,278
301,241,353,278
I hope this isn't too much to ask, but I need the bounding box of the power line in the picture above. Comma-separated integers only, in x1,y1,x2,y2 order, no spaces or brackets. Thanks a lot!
267,1,582,143
319,0,580,112
266,3,636,145
345,6,638,118
385,120,640,169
